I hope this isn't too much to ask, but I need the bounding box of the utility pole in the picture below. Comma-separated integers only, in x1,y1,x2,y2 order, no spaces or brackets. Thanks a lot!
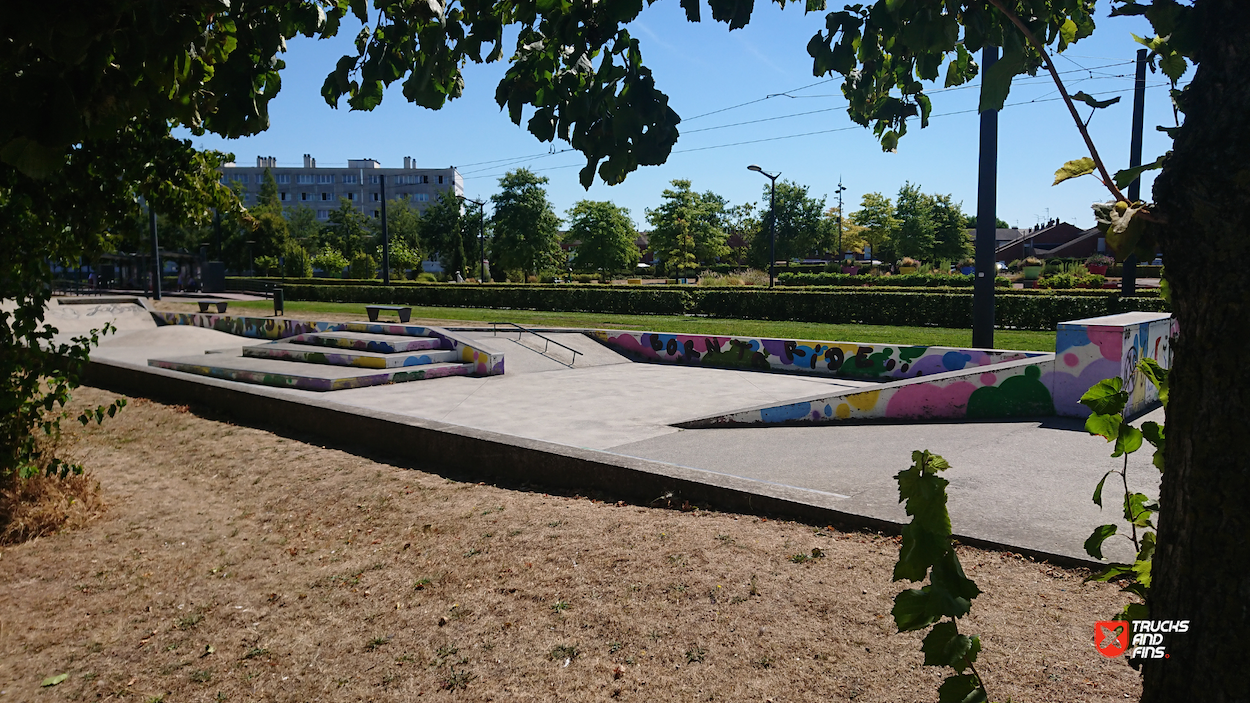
972,46,999,349
1122,48,1148,297
380,174,390,283
747,165,780,288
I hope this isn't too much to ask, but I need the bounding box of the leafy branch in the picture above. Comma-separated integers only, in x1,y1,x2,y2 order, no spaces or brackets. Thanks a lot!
984,0,1127,203
892,450,990,703
1079,358,1169,624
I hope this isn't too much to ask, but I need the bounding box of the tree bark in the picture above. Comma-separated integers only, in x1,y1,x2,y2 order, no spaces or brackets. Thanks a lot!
1144,1,1250,699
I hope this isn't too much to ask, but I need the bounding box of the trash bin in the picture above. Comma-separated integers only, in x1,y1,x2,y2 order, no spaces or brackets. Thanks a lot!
273,287,284,316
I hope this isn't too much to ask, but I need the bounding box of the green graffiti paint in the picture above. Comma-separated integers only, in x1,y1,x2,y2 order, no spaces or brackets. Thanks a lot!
966,365,1056,419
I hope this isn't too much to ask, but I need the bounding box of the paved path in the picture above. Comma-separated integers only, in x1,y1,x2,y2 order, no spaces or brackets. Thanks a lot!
58,297,1160,564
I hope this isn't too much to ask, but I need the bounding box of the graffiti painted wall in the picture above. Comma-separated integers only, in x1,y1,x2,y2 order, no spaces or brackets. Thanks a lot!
589,330,1038,381
667,312,1176,427
1051,312,1177,418
151,312,504,377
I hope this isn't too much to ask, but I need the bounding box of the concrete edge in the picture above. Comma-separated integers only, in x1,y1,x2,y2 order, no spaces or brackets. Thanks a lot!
56,295,154,309
82,356,1103,571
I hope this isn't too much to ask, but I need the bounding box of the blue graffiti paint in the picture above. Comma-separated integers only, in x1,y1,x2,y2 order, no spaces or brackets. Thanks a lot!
760,402,816,423
824,404,833,417
942,351,973,371
1056,326,1092,353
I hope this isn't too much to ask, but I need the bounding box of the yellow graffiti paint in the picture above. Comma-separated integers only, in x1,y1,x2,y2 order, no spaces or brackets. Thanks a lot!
836,403,851,419
846,390,880,411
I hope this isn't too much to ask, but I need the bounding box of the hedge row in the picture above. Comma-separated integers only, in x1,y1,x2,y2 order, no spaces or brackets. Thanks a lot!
277,284,1168,331
778,272,1006,287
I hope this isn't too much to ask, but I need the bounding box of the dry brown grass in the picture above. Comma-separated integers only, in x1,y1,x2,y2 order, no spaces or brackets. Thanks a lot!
0,386,1143,702
1,436,106,545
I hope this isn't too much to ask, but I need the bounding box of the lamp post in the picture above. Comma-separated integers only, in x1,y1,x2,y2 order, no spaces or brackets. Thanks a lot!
459,196,487,283
747,164,779,289
834,177,847,259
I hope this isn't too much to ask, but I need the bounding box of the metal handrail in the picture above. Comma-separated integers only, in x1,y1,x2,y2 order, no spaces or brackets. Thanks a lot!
490,321,582,365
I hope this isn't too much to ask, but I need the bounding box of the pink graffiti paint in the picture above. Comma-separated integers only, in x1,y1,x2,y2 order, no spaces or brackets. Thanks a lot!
1087,328,1123,361
1064,352,1080,367
883,381,978,419
980,372,997,386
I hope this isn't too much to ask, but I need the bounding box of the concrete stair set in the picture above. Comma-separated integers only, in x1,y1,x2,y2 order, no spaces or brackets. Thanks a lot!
149,328,481,392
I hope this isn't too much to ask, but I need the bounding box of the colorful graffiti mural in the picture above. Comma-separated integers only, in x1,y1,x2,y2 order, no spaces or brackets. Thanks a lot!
589,330,1038,381
619,312,1176,427
148,357,473,392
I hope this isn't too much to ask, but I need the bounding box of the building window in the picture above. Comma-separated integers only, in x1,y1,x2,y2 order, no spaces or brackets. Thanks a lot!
371,192,380,202
422,175,430,184
343,174,359,184
316,210,329,219
346,192,356,201
301,192,311,201
317,174,333,184
417,193,429,202
276,174,290,184
297,174,314,184
280,192,289,201
368,175,381,184
321,192,334,201
373,210,380,218
437,175,444,184
240,192,250,201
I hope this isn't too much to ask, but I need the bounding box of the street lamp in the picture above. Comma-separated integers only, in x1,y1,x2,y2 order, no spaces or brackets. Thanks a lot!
834,177,847,258
747,164,780,288
459,195,487,283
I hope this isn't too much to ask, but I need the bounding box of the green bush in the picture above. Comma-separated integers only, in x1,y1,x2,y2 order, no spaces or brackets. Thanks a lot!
776,271,1015,288
310,247,349,278
283,245,313,278
276,283,1168,330
349,252,377,280
254,255,280,276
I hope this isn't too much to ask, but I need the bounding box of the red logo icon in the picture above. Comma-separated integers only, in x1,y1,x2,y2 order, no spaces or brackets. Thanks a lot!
1095,621,1129,657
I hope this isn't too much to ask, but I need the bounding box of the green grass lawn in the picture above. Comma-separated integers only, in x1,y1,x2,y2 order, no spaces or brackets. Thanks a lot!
222,300,1056,351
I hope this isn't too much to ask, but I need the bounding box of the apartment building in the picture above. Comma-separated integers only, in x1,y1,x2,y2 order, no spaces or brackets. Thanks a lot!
221,155,463,219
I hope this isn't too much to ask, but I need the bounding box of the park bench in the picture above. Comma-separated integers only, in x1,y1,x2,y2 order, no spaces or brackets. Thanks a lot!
366,305,412,323
197,300,228,313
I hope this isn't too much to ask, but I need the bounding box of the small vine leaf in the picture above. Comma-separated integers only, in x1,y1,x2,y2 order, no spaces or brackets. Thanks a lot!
1084,524,1118,559
937,673,987,703
1092,470,1116,507
1113,422,1144,458
921,621,972,668
1053,157,1096,185
1079,377,1126,415
1137,531,1157,563
1123,492,1152,525
893,588,940,632
41,673,69,687
1086,562,1134,583
1132,557,1153,588
1085,413,1122,443
1113,154,1167,189
1072,91,1122,109
1137,358,1169,406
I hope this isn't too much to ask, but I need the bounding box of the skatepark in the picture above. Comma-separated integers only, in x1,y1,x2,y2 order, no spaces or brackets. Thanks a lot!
52,295,1166,567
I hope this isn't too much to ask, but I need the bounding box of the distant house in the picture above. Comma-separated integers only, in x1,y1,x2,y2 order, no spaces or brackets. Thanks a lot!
975,220,1105,262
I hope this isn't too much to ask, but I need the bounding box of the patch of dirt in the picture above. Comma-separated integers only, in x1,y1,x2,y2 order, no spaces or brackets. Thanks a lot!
0,387,1142,702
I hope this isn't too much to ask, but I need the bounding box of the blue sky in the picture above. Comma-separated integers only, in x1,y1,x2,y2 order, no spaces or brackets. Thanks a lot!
183,1,1183,231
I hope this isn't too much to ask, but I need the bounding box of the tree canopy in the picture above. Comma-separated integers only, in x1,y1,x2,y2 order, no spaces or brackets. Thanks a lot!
747,180,827,265
645,180,729,274
566,201,640,275
490,169,563,279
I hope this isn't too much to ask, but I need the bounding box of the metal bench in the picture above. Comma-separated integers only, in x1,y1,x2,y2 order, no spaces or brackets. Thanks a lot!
365,305,412,323
197,300,228,313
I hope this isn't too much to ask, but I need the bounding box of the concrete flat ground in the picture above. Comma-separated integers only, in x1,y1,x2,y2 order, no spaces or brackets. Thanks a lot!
56,299,1159,563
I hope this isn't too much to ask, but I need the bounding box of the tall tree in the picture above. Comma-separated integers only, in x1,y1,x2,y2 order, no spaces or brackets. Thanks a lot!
286,205,323,251
325,199,370,259
566,200,640,274
490,169,563,279
721,203,758,265
893,183,936,261
747,180,827,266
929,193,971,262
422,190,467,275
645,180,728,274
852,192,901,263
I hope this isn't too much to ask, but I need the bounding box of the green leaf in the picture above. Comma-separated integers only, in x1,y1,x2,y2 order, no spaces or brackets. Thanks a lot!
1113,422,1143,457
1084,524,1117,559
41,673,69,687
937,674,987,703
1053,157,1096,185
1086,562,1134,582
1113,154,1167,190
1059,18,1078,46
894,523,947,582
921,621,974,668
1142,421,1165,471
1080,377,1126,415
1092,470,1115,507
893,588,940,632
1072,91,1122,109
679,0,701,21
1085,412,1122,443
1123,492,1152,526
978,48,1025,113
1137,358,1169,407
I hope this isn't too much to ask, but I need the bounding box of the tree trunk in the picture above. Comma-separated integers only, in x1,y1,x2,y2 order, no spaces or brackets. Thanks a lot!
1144,1,1250,699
